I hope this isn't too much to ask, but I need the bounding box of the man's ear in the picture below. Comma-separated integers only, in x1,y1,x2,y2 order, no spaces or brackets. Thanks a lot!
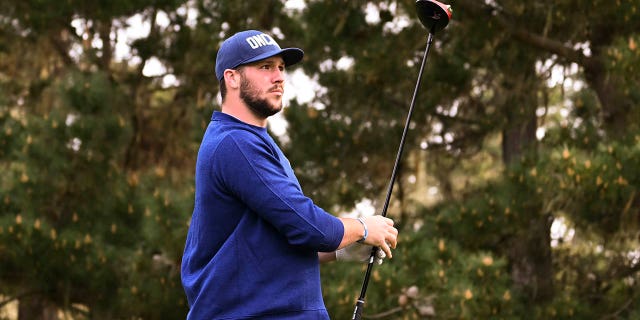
224,69,240,89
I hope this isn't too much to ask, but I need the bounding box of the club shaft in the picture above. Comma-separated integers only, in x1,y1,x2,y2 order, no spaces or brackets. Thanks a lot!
352,32,434,320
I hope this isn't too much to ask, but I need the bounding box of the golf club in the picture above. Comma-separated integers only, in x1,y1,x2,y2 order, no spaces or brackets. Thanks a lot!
351,1,452,319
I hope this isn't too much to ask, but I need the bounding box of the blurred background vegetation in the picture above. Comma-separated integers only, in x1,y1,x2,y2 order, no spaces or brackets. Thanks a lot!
1,0,639,319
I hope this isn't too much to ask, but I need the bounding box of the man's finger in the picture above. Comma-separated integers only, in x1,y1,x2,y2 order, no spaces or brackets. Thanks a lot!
381,242,392,259
386,232,397,249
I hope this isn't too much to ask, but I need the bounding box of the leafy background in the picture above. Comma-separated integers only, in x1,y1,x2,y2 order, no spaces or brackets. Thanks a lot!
1,0,639,319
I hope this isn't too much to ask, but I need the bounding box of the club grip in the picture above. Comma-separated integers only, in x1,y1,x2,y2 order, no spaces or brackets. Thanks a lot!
352,299,364,320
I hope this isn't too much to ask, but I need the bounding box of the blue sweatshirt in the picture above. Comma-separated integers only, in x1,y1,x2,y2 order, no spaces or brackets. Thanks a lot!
181,112,344,319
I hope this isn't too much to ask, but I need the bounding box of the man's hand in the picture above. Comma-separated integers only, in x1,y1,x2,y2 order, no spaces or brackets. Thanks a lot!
359,215,397,258
336,242,386,264
337,215,398,259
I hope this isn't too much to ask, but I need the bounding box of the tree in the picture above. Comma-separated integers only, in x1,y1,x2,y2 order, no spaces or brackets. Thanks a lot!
2,0,639,318
285,0,640,318
0,0,193,318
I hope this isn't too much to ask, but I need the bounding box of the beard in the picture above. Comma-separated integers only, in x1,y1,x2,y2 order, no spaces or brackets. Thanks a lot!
239,76,283,119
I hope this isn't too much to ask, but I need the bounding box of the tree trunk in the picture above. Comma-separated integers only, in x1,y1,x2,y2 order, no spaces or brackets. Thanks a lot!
507,213,555,302
501,67,555,303
582,55,632,139
18,295,58,320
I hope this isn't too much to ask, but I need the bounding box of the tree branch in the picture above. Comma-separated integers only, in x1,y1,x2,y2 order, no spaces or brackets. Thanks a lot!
48,30,75,67
599,298,634,320
0,291,38,309
365,306,404,319
455,0,591,66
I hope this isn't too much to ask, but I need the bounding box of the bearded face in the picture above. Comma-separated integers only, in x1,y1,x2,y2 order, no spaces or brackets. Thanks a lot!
239,71,283,119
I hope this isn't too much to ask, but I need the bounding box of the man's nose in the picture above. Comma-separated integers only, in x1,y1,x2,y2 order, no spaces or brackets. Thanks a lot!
272,68,285,83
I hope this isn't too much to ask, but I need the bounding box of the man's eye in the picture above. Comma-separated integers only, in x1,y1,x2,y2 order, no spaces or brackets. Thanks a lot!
259,64,284,71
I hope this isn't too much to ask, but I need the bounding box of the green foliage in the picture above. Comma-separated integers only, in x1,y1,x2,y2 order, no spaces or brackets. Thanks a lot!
322,225,515,319
1,0,640,319
0,69,191,317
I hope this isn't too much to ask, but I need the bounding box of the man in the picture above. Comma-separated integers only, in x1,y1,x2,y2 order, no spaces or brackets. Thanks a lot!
181,30,398,319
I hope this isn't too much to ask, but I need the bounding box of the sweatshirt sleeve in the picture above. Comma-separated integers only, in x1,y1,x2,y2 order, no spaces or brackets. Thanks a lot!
213,130,344,252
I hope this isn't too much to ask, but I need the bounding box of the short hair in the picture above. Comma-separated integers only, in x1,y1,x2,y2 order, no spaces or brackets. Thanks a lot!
219,79,227,101
218,67,246,102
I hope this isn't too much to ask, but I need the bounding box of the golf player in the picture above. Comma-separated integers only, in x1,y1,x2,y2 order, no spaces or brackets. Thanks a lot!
180,30,398,319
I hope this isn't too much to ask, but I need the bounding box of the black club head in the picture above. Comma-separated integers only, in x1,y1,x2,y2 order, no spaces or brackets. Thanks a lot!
415,0,452,33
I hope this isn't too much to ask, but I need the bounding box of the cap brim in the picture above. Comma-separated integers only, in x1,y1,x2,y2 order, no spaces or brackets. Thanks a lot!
242,47,304,68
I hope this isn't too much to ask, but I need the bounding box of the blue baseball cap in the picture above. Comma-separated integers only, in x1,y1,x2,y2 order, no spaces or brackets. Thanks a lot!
215,30,304,81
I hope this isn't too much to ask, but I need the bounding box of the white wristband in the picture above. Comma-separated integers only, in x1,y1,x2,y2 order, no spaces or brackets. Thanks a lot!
356,217,368,243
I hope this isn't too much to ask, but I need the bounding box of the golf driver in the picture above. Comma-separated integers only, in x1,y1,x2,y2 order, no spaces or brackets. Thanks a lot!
351,1,452,319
